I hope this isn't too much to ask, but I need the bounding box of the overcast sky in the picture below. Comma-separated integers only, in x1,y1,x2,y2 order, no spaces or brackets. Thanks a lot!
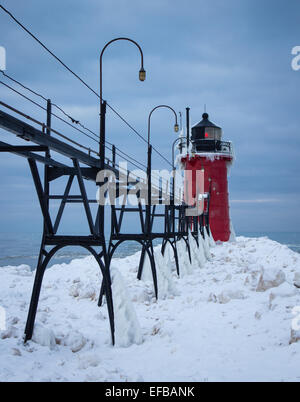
0,0,300,234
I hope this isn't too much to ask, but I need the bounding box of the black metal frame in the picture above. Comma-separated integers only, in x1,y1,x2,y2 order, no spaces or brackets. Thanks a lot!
0,101,116,345
0,100,212,347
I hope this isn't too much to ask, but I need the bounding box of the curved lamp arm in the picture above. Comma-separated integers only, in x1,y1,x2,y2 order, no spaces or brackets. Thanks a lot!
100,37,145,102
172,136,187,169
147,105,179,146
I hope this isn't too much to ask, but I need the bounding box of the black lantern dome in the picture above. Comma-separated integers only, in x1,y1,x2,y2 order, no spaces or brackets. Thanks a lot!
191,113,223,152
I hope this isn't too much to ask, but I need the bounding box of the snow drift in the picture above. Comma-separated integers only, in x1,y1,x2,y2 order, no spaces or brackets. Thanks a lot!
0,236,300,382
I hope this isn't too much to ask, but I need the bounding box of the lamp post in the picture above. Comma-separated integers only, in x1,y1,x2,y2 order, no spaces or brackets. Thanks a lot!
179,111,183,132
99,37,146,168
171,136,187,234
147,105,179,146
146,105,179,233
98,37,146,238
172,135,187,170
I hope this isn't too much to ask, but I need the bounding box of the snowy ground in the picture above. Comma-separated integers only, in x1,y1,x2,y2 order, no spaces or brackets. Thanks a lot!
0,235,300,382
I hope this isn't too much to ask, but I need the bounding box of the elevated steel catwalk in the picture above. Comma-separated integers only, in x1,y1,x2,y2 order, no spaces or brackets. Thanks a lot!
0,103,209,347
0,108,114,172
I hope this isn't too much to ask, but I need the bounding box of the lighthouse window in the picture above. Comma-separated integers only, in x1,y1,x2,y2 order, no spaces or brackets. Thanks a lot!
204,127,222,141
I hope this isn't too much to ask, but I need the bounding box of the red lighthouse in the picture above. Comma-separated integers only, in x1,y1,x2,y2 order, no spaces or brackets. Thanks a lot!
182,112,234,242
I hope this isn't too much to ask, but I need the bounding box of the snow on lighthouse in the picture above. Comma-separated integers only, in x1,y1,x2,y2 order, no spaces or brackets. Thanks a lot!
181,112,234,242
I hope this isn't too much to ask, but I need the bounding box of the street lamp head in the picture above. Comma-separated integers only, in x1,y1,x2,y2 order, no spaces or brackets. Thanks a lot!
174,123,179,133
139,68,146,81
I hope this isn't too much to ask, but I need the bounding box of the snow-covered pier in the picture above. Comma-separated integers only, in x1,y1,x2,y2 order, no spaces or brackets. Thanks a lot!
0,236,299,382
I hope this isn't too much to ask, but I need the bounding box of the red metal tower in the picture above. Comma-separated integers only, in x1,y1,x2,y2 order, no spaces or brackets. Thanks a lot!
182,113,234,242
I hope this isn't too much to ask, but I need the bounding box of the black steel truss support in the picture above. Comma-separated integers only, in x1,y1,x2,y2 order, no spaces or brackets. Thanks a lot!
24,241,115,345
48,167,98,182
0,105,116,345
161,237,180,276
53,175,74,234
72,158,96,236
0,140,66,168
28,158,54,235
23,159,116,344
0,145,48,152
0,105,213,348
